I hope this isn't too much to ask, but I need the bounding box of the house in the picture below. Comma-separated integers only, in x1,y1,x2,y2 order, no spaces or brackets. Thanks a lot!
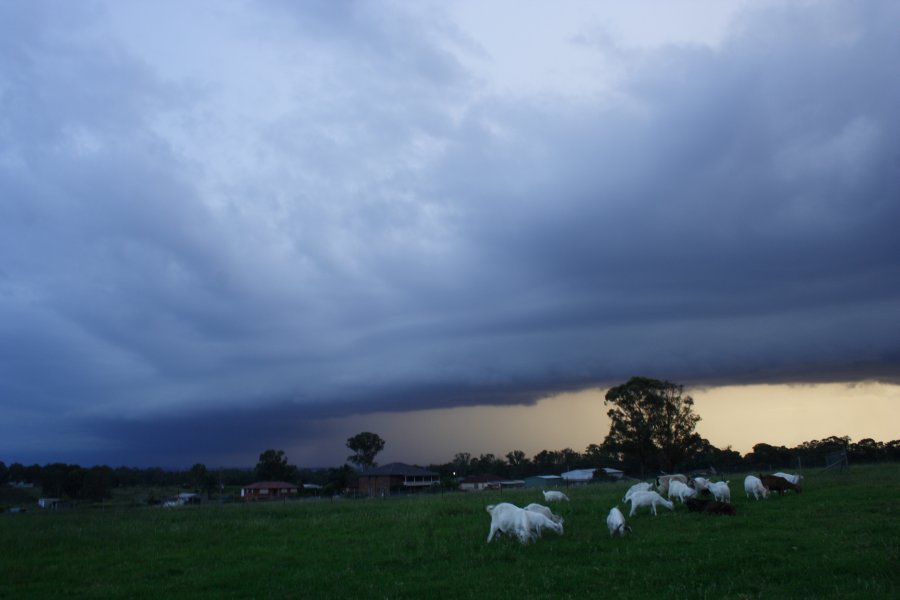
240,481,299,500
355,463,439,496
459,473,503,492
524,475,564,488
38,498,61,509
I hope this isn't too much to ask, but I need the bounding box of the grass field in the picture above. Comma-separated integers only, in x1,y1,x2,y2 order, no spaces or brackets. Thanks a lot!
2,464,898,599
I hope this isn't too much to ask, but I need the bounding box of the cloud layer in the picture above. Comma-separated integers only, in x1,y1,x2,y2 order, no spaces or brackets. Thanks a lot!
1,0,898,466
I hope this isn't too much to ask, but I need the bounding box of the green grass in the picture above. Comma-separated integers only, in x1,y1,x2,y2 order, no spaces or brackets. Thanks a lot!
2,464,898,599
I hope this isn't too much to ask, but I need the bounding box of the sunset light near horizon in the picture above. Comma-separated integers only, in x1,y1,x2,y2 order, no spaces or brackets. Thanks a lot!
318,382,899,469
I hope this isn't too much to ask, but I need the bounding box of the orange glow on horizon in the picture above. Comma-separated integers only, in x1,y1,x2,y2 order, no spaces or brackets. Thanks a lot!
295,382,900,467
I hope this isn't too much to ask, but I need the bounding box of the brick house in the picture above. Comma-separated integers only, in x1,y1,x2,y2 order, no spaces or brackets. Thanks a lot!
240,481,299,500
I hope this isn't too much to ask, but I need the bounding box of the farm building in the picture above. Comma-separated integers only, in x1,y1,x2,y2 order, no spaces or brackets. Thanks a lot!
561,467,624,484
240,481,299,500
355,463,439,496
459,473,502,491
563,467,625,483
524,475,564,488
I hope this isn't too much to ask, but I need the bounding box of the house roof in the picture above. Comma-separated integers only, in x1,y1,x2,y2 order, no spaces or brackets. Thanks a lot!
359,462,438,477
461,473,502,484
561,468,597,480
242,481,298,490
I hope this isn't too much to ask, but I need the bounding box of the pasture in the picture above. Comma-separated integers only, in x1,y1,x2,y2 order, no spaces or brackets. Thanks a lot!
1,464,898,599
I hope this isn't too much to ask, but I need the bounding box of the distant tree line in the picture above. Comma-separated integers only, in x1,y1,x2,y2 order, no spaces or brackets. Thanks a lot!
1,435,896,501
425,435,899,482
2,378,897,500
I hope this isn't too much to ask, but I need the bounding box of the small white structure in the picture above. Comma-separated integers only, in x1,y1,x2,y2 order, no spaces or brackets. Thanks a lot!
561,468,624,484
38,498,61,509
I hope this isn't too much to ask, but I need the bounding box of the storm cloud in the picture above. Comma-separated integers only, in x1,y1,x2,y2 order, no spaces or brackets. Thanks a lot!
1,1,898,466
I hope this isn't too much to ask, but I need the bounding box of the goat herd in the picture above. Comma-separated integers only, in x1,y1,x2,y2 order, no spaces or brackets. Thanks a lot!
485,472,803,544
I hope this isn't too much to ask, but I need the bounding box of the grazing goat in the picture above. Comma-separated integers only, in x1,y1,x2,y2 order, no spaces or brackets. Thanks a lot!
690,477,711,493
486,503,562,544
523,509,564,539
668,480,697,503
759,474,802,496
707,481,731,503
524,503,564,525
773,472,803,485
486,503,534,544
655,474,688,495
543,490,570,502
686,498,737,516
744,475,768,500
622,482,652,503
606,507,631,537
627,491,674,516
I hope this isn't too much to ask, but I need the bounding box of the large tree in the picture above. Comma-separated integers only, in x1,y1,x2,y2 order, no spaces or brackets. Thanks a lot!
255,449,297,482
603,376,702,476
346,432,385,470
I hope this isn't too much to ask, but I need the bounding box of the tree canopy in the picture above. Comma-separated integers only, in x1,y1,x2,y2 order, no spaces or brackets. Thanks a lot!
346,432,385,470
254,449,297,482
603,376,702,476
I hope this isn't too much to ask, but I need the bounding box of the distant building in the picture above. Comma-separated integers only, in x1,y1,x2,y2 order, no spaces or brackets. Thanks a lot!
355,463,439,496
38,498,61,509
524,475,564,488
561,468,624,484
240,481,299,500
161,492,203,508
459,473,503,492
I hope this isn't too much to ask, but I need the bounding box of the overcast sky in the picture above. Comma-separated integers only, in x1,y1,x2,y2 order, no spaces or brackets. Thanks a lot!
2,0,898,468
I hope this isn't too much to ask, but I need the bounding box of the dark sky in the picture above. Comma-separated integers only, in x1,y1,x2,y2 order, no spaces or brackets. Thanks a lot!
1,0,898,468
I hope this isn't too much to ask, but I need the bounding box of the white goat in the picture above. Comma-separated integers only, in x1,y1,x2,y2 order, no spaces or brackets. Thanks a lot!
486,503,562,544
524,503,564,525
627,491,674,516
606,506,631,537
523,509,564,539
744,475,768,500
773,472,803,485
486,503,534,544
543,490,570,502
690,477,711,493
656,474,688,495
622,482,652,503
707,481,731,503
667,480,697,503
